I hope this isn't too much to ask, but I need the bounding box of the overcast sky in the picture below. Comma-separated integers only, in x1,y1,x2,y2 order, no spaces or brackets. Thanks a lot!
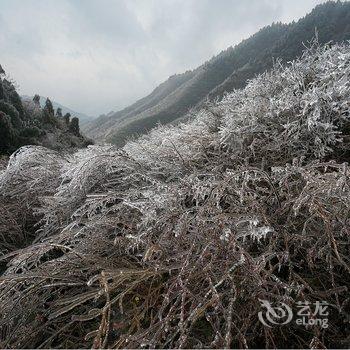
0,0,325,116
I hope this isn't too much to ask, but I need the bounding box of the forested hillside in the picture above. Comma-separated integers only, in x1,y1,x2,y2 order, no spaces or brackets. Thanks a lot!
21,95,94,125
1,42,349,348
0,70,92,155
85,1,350,146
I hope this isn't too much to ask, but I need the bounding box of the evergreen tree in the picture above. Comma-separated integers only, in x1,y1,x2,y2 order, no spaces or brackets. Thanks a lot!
44,98,54,116
64,113,71,125
69,117,80,136
2,79,24,117
9,90,24,118
33,94,41,106
42,98,56,125
0,111,16,153
0,79,4,100
0,100,22,128
56,107,62,118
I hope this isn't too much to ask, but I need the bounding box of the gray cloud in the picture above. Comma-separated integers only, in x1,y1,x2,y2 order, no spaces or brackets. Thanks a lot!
0,0,325,116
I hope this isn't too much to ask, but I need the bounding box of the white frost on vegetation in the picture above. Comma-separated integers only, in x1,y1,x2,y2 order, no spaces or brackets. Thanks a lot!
0,43,350,349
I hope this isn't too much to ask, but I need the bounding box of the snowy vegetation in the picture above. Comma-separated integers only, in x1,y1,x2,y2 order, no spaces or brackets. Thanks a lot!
0,43,350,348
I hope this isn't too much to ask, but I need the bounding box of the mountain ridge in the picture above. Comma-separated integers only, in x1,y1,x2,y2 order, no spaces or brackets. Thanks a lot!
84,0,350,146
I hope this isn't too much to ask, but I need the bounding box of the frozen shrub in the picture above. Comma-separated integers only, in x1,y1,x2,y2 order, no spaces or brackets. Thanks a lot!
219,43,350,164
0,43,349,349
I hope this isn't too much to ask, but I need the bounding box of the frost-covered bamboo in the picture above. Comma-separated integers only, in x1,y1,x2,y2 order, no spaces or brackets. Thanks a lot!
0,43,349,348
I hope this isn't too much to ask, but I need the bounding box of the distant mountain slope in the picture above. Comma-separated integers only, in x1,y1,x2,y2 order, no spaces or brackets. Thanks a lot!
21,95,94,125
84,1,350,147
83,70,197,140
